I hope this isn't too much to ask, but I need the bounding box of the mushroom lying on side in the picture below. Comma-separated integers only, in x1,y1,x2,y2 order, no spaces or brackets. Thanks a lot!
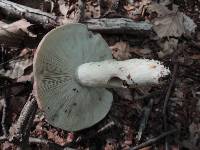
33,23,170,131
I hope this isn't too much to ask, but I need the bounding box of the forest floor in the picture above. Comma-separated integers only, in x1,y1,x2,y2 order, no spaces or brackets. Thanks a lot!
0,0,200,150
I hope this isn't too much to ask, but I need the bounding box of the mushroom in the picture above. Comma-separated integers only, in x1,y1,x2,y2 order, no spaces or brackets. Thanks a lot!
33,23,170,131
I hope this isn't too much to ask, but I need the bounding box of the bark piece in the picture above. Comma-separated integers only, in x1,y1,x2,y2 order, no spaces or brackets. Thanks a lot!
84,18,153,35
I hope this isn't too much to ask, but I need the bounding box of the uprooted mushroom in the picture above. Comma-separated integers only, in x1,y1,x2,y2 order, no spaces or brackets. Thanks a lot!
33,23,170,131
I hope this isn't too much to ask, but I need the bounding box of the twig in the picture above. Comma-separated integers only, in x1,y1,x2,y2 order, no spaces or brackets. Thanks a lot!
29,137,64,150
97,121,115,133
162,59,179,150
1,46,9,137
129,129,178,150
29,137,76,150
1,97,8,136
76,121,115,144
136,99,154,142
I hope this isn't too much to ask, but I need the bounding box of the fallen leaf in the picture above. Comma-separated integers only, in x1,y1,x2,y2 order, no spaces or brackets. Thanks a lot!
0,19,36,46
153,12,185,38
110,41,131,60
124,4,135,11
183,14,197,36
146,3,196,38
147,2,171,17
0,58,33,79
0,48,33,79
104,139,118,150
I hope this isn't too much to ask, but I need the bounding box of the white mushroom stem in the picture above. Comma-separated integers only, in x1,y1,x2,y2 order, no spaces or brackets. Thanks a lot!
76,59,170,88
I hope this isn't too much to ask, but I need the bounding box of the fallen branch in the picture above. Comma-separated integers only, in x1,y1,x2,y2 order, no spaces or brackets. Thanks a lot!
29,137,75,150
0,0,58,29
130,129,178,150
0,0,153,35
84,18,153,35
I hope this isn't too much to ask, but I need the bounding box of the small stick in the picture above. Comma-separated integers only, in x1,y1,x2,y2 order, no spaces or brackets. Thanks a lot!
129,129,178,150
76,121,115,144
1,46,9,137
1,97,8,136
29,137,72,150
136,99,154,142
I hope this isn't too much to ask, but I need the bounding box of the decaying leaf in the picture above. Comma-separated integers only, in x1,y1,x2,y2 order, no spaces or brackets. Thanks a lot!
104,139,118,150
157,38,178,58
145,3,196,38
147,2,171,17
0,48,33,79
183,14,197,36
110,41,131,60
0,19,36,46
182,122,200,150
153,12,185,38
0,59,32,79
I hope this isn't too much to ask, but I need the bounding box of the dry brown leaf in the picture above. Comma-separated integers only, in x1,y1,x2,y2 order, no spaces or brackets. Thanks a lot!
153,12,185,38
104,139,118,150
0,47,33,79
147,2,171,17
0,19,35,46
0,58,33,79
190,54,200,60
139,146,152,150
124,4,135,11
146,3,196,38
110,41,131,60
17,72,33,83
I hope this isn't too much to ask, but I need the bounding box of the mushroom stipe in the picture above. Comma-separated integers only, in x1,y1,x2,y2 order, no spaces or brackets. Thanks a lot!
33,23,170,131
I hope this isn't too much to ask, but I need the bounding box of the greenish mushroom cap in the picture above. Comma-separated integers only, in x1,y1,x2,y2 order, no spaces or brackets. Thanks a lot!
33,24,113,131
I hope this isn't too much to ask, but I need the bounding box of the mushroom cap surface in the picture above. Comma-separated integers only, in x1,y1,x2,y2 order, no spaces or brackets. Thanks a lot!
33,24,113,131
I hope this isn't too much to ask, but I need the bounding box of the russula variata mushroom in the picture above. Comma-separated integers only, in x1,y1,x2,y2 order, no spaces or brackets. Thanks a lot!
33,23,170,131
